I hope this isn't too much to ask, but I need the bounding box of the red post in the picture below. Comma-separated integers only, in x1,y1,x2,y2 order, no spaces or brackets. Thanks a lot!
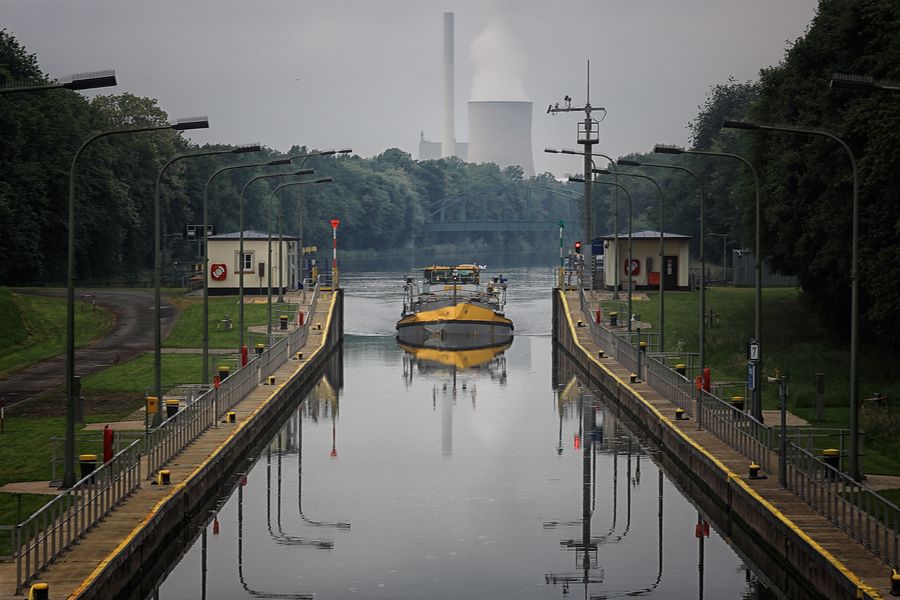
595,308,602,324
298,311,304,326
102,425,114,463
241,345,248,367
702,367,711,392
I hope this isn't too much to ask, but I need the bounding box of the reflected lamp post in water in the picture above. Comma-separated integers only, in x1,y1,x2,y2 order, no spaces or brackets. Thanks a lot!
722,118,861,480
266,178,333,341
653,143,764,421
63,115,209,488
201,157,294,384
237,170,314,357
152,143,261,415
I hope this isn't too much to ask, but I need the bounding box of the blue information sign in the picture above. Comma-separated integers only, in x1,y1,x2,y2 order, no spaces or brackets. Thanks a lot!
591,237,603,256
747,362,757,391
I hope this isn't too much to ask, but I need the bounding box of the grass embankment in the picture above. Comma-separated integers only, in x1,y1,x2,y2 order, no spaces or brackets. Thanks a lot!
0,288,113,378
164,295,297,349
608,287,900,475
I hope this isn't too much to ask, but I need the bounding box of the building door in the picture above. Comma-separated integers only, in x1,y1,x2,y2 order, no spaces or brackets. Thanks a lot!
663,256,678,290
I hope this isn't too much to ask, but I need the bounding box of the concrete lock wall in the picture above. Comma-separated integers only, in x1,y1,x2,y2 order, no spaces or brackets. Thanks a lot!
75,292,344,600
552,289,871,600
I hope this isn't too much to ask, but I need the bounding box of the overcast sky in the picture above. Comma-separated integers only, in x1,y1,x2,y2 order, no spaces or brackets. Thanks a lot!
3,0,818,176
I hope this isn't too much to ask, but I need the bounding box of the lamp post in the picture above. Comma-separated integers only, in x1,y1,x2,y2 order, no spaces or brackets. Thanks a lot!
708,233,727,282
0,69,116,94
152,144,261,414
63,116,209,488
723,118,862,481
654,144,763,421
201,157,293,384
283,149,351,302
595,168,666,352
266,178,333,340
238,170,314,357
618,158,707,424
546,147,620,296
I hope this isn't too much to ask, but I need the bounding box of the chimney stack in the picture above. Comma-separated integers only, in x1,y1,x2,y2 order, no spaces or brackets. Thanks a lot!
442,12,455,158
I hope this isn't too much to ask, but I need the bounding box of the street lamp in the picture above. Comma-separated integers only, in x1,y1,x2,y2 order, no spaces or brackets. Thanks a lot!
152,144,261,417
595,168,666,352
570,176,634,332
281,149,352,302
723,118,862,481
266,178,333,341
546,147,621,296
655,143,763,419
0,69,117,94
238,170,314,357
63,115,209,488
201,157,293,384
618,158,708,422
830,73,900,92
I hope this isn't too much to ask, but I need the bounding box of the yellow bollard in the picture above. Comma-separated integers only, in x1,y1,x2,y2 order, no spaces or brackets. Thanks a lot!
267,376,275,385
226,411,236,424
29,582,49,600
295,351,304,360
157,470,171,485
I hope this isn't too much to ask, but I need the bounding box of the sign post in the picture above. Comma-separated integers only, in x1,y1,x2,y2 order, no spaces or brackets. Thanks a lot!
748,339,762,421
330,219,340,289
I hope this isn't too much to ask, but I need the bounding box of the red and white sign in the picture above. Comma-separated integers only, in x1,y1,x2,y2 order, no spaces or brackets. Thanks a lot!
624,258,641,276
210,263,228,281
329,219,340,229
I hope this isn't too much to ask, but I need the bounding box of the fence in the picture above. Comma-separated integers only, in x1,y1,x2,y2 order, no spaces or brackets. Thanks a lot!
3,439,143,594
572,285,899,569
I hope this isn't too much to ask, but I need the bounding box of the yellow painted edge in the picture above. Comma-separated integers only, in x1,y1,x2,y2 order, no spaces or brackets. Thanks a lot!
558,291,883,600
68,292,338,599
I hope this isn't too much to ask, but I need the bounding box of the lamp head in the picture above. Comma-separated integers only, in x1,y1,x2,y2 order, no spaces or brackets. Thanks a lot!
315,177,333,184
61,69,117,91
568,176,586,183
592,168,613,175
294,169,315,176
171,116,210,131
616,159,642,167
268,158,292,166
654,144,684,155
337,148,353,154
544,148,560,154
233,144,262,154
722,119,760,130
560,149,579,155
830,73,876,91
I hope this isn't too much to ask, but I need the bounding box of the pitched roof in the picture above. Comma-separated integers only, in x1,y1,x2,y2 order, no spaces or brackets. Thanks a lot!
208,230,299,241
597,230,691,240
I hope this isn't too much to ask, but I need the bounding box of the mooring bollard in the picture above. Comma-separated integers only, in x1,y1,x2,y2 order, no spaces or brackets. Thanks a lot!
597,350,605,359
891,569,900,596
157,469,171,485
639,340,647,353
609,311,618,327
280,315,289,330
675,363,686,376
218,365,230,381
165,399,180,419
255,343,265,356
730,396,745,414
79,454,97,480
28,582,49,600
226,411,236,424
822,448,840,480
675,407,686,420
748,463,766,480
267,376,275,385
629,373,638,383
295,351,304,360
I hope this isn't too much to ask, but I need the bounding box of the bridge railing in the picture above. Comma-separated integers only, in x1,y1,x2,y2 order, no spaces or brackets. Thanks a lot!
6,438,143,594
570,286,900,569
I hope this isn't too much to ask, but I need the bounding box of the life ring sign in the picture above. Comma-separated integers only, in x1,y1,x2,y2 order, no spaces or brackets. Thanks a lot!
624,258,641,276
210,263,228,281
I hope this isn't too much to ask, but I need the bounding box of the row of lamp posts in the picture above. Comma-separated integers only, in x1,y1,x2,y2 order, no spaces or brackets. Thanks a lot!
546,72,878,482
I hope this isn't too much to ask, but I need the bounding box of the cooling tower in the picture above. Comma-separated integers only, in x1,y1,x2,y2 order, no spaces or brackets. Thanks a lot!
467,101,534,177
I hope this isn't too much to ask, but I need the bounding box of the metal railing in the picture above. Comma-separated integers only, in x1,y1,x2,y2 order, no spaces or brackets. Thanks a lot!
7,438,142,594
569,284,899,569
785,442,900,568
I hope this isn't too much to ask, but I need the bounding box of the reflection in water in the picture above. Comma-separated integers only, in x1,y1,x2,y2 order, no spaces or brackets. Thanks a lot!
545,375,664,598
400,340,510,457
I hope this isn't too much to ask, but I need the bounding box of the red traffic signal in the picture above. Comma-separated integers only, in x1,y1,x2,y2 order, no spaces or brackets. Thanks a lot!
574,240,582,254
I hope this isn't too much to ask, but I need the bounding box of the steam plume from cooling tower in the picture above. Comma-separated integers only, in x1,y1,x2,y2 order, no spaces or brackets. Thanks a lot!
469,20,528,101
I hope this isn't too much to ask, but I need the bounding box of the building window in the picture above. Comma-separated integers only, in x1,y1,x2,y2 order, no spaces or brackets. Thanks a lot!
236,251,254,273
